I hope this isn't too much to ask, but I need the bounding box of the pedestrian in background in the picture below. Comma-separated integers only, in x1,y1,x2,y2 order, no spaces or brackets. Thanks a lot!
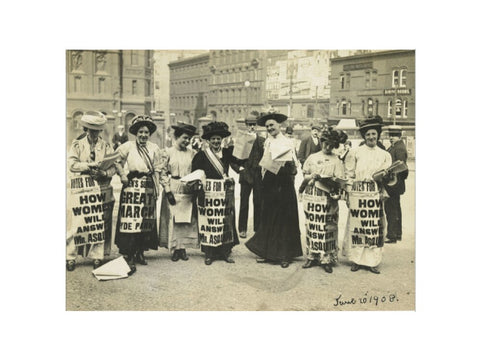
112,124,128,150
343,116,391,274
301,127,347,273
114,115,162,273
159,123,199,261
384,125,408,243
191,121,241,265
237,115,265,239
297,125,322,166
67,111,117,271
245,112,302,268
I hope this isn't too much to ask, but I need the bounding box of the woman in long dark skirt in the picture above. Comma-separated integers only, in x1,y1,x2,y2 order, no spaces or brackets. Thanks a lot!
245,112,302,268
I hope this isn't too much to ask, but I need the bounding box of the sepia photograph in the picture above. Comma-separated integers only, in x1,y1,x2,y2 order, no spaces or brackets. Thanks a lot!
6,2,480,360
65,49,415,311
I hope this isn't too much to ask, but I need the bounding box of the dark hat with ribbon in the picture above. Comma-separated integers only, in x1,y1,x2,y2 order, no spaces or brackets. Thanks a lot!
359,115,384,137
201,121,231,140
311,124,322,131
320,126,348,149
171,122,197,136
257,111,288,126
129,115,157,135
387,125,402,137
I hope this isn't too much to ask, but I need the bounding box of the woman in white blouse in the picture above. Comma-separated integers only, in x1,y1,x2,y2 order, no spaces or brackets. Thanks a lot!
343,116,392,274
114,116,162,273
159,123,198,262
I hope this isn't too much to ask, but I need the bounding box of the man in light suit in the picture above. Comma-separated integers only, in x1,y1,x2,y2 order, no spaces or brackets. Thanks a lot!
297,125,322,166
237,116,265,238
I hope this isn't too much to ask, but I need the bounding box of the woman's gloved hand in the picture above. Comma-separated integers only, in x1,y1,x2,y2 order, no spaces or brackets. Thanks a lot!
166,191,176,205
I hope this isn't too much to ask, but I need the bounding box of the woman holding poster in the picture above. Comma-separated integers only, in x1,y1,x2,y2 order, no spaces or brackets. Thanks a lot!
191,121,240,265
301,127,347,273
67,111,117,271
343,116,392,274
114,115,162,273
159,123,199,262
245,111,302,268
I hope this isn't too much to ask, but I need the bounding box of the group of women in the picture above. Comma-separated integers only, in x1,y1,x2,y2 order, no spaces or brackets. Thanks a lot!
67,111,395,275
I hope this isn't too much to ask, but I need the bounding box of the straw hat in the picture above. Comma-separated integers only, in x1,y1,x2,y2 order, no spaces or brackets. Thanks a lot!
79,111,107,130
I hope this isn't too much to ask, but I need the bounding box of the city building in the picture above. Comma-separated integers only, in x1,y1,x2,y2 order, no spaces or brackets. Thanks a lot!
153,50,208,127
66,50,161,147
329,50,415,132
168,52,210,129
207,50,283,133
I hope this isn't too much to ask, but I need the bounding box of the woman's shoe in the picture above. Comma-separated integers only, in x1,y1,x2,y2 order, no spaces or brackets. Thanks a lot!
171,250,180,262
323,264,333,273
369,266,380,274
66,260,76,272
204,257,213,265
93,259,102,269
127,264,136,276
180,249,189,261
281,261,289,268
351,263,360,272
136,251,148,265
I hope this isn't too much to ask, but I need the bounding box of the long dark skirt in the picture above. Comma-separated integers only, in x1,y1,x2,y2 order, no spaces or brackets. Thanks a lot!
245,171,302,262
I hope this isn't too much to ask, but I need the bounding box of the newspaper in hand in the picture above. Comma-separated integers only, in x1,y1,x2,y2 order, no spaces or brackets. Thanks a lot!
97,152,121,171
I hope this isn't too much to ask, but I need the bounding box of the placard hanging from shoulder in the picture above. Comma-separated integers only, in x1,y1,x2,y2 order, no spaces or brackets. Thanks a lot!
197,179,235,247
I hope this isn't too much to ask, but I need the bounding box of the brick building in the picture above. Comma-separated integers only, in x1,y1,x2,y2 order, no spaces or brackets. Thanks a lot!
66,50,163,147
168,53,210,129
329,50,415,133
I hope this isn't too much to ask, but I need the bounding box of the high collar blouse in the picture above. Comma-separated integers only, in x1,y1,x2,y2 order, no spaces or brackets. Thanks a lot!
344,144,392,181
116,140,162,173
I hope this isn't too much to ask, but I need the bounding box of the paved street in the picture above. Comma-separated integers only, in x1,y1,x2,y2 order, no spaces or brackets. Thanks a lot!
66,160,415,311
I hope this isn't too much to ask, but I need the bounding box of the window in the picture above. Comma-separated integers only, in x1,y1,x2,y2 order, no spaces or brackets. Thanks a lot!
388,100,393,117
392,70,399,87
340,75,345,89
393,68,407,87
341,100,347,115
361,100,365,115
365,70,378,88
346,73,351,89
340,73,350,89
367,98,374,116
403,100,408,118
400,69,407,87
395,99,402,116
132,80,137,95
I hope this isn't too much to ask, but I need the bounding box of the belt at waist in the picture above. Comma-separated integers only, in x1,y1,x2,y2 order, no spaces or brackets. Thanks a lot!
127,171,151,179
171,176,181,180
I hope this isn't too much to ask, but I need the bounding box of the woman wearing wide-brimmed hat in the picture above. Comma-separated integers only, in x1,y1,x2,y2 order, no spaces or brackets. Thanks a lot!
245,112,303,268
301,126,347,273
159,123,199,262
67,111,117,271
342,116,392,274
114,115,162,273
191,121,241,265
